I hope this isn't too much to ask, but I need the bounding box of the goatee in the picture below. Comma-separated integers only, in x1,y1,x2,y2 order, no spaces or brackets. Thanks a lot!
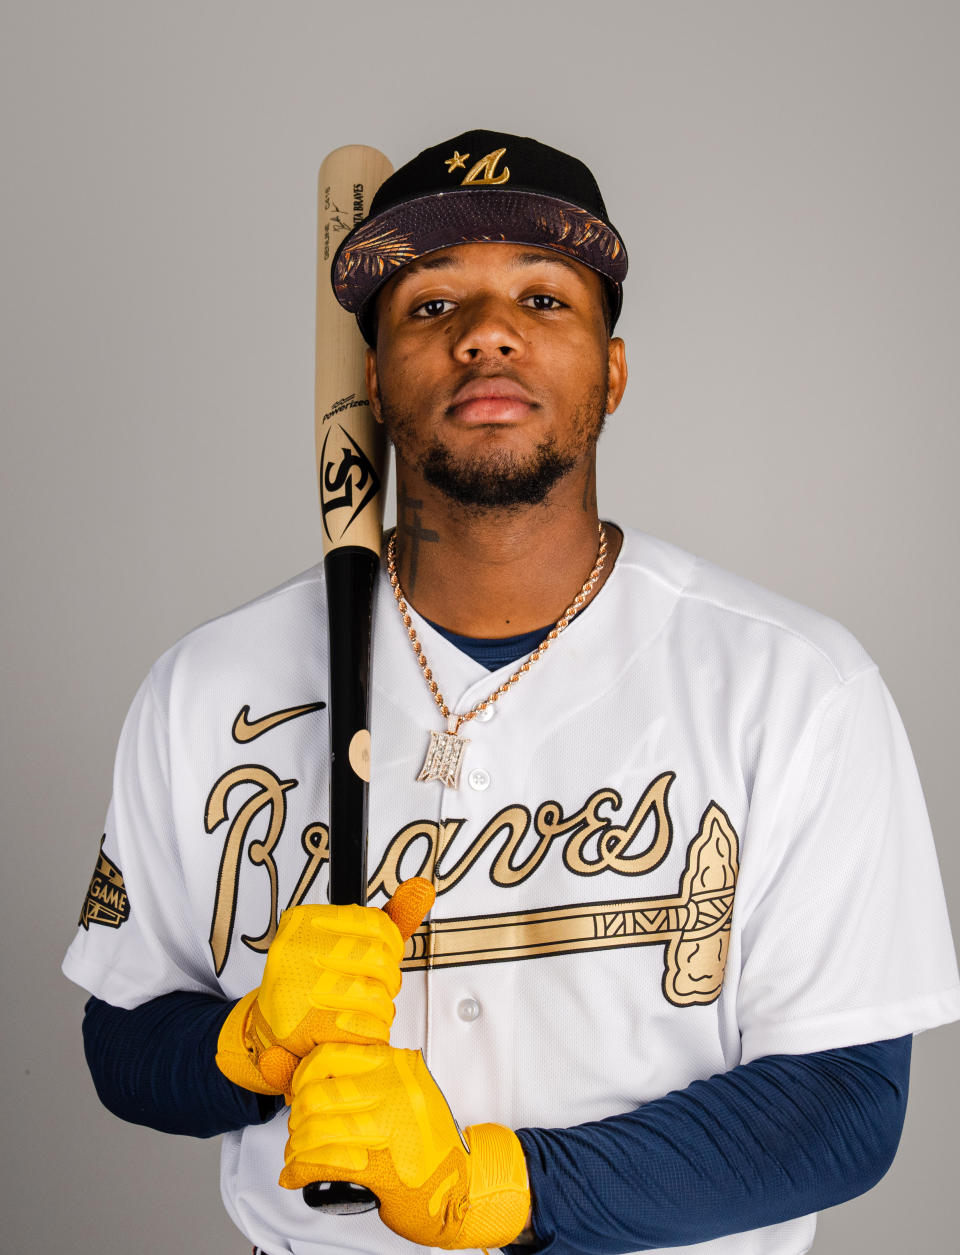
419,438,577,508
380,385,607,510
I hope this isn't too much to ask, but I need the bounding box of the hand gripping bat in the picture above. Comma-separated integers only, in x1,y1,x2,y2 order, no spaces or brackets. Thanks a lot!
304,144,393,1215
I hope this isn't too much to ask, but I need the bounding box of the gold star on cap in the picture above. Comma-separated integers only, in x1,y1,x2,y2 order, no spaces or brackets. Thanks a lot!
444,150,468,173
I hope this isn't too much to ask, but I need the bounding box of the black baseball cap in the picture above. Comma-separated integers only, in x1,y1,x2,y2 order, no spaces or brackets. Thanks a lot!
332,129,628,345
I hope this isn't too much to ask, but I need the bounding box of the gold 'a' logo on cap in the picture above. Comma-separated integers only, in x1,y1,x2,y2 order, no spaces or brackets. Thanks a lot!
445,147,510,186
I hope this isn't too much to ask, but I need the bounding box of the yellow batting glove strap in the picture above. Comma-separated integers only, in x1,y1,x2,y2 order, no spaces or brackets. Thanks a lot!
215,990,284,1096
279,1043,529,1249
454,1123,530,1250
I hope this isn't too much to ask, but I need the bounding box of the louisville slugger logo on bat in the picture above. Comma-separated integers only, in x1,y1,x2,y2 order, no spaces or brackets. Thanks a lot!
319,422,382,544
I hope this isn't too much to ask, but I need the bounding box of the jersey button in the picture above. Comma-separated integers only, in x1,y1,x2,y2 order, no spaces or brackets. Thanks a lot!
467,767,490,791
457,998,481,1022
474,704,496,723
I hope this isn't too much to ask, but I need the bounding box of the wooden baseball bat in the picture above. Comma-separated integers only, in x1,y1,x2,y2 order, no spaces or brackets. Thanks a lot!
304,144,393,1215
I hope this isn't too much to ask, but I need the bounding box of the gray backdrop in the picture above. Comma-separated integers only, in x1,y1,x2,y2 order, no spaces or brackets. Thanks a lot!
3,2,957,1251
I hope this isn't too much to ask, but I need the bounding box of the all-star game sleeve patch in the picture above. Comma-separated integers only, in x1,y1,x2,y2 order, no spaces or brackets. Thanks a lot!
79,836,130,930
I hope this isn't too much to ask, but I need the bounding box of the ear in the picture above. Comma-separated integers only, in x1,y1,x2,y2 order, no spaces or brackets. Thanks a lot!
365,346,383,423
605,338,627,414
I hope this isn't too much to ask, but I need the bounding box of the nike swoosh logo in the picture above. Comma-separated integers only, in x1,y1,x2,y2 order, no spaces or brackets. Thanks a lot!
232,701,326,743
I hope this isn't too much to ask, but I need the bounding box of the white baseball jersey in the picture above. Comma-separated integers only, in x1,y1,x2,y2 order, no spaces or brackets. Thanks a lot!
63,524,960,1255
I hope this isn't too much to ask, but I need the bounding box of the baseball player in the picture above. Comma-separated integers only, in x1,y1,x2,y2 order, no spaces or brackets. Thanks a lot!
64,130,960,1255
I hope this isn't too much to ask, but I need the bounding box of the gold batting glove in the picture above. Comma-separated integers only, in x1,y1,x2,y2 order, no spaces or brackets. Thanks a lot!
280,1041,530,1250
216,878,435,1096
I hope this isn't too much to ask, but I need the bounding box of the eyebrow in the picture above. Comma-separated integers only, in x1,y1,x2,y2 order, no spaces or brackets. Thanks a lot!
511,251,583,276
392,248,586,285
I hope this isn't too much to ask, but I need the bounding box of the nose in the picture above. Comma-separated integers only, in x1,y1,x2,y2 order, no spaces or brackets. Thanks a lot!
451,296,525,362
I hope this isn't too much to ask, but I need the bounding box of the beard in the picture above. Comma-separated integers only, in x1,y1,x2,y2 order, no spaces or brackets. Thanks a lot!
419,437,577,508
380,382,608,510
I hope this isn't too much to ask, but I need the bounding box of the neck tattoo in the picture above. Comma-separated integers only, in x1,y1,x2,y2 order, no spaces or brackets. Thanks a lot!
387,523,608,788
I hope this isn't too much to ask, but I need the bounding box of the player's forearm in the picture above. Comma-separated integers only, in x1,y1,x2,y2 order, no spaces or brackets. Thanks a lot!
82,992,282,1137
511,1036,911,1254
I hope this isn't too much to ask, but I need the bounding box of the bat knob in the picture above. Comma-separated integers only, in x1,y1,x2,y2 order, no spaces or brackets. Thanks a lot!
302,1180,379,1214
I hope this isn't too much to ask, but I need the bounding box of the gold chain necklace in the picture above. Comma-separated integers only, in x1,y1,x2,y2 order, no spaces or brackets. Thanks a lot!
387,523,608,787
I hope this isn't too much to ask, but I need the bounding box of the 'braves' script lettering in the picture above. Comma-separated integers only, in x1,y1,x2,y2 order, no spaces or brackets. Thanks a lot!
206,770,678,973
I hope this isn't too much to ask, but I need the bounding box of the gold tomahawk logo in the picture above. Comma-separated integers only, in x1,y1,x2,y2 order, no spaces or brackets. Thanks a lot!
403,803,739,1007
79,836,130,930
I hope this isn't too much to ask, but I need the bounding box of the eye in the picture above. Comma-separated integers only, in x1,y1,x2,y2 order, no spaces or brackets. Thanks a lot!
412,298,456,318
522,293,567,311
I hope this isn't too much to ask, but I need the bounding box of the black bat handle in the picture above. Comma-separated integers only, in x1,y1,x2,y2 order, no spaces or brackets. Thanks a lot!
324,545,377,908
303,1180,379,1215
303,546,380,1215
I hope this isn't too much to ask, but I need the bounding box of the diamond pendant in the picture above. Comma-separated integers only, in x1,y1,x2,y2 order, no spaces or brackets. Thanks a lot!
417,717,470,787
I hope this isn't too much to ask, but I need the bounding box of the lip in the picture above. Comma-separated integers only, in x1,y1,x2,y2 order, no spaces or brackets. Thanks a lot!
448,376,536,424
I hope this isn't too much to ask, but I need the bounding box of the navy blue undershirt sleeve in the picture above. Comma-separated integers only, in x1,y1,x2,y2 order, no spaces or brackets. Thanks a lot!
81,993,283,1137
512,1035,912,1254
